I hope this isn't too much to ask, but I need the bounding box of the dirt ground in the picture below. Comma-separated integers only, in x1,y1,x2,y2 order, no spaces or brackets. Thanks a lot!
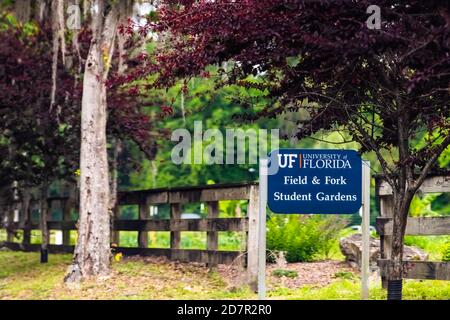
61,255,359,296
216,259,358,291
122,256,358,290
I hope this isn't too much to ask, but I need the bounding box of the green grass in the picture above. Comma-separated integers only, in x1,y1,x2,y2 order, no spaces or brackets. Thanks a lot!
314,227,357,261
0,251,72,299
1,251,449,300
272,269,298,278
333,271,356,280
0,251,251,300
269,279,450,300
404,235,450,260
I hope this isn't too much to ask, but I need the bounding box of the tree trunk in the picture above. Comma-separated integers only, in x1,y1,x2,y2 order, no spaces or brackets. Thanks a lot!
65,1,119,283
65,43,111,282
34,0,50,22
386,188,415,300
14,0,31,24
6,203,14,243
20,188,32,245
40,183,49,263
384,111,413,300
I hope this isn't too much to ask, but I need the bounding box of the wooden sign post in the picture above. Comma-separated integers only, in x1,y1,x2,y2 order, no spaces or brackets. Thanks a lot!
361,160,371,300
258,150,371,300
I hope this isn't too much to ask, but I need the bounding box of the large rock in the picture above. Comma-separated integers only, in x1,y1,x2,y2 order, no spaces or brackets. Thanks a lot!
339,233,428,269
0,245,11,251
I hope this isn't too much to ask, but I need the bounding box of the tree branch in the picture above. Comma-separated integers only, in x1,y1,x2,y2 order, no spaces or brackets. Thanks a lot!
412,133,450,192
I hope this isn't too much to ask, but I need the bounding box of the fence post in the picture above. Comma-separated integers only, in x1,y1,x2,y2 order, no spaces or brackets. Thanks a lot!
6,203,14,243
361,161,371,300
63,187,77,246
170,203,181,259
207,201,219,267
21,191,32,246
112,205,120,246
42,199,50,247
62,199,71,246
247,184,259,291
138,198,149,248
379,193,394,289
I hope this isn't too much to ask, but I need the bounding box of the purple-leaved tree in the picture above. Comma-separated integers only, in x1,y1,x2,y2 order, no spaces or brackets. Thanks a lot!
136,0,450,299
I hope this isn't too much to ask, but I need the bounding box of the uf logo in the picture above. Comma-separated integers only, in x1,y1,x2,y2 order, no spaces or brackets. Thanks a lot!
277,154,298,168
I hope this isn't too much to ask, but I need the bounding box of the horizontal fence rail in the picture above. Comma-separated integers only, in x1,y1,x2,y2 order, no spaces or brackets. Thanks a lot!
376,216,450,236
6,218,248,232
0,183,261,288
2,242,243,265
378,259,450,281
116,184,255,204
376,175,450,285
377,175,450,196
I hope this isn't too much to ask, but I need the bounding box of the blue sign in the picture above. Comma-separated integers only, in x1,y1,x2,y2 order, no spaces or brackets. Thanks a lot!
267,149,362,214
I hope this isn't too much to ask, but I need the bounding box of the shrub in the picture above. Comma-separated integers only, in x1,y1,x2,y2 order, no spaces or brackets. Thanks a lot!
333,271,355,280
404,235,450,260
317,216,348,258
266,215,346,263
442,242,450,262
272,269,298,278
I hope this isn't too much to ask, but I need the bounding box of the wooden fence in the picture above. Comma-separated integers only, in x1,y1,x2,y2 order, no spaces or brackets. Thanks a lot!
0,183,261,288
376,175,450,285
